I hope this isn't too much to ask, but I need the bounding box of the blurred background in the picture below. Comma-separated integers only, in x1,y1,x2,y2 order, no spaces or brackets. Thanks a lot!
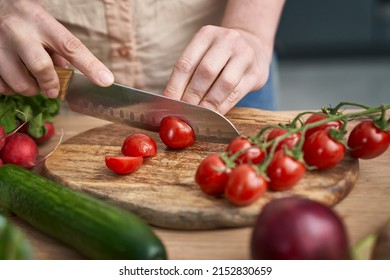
274,0,390,110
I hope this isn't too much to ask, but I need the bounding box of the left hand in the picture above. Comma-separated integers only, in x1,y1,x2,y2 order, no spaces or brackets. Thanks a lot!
163,25,272,115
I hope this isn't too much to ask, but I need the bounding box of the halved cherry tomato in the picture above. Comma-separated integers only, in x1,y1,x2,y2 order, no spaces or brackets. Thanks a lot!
266,128,301,152
159,116,195,149
226,136,265,164
266,150,306,191
304,113,342,140
121,133,157,157
303,129,345,170
195,153,232,196
105,156,143,175
347,120,390,159
225,164,268,206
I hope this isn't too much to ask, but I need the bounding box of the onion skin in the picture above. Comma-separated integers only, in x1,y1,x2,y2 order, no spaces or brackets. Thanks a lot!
251,196,350,260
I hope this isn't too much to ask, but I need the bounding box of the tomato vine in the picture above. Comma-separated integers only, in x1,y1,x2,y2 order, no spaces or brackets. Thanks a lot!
195,102,390,206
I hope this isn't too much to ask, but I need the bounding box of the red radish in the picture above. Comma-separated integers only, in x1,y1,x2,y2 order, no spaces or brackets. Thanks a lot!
33,122,56,144
0,125,5,151
105,156,143,175
17,121,56,144
1,133,40,169
0,158,3,166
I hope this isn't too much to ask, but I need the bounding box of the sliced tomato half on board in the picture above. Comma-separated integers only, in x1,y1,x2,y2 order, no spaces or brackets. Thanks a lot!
105,156,143,175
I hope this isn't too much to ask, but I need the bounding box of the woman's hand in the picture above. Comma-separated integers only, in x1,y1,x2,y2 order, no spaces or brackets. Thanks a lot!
163,0,285,115
163,25,271,115
0,0,114,98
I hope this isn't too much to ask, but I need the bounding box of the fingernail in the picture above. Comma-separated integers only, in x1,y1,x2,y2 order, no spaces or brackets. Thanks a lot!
98,70,114,86
46,88,59,98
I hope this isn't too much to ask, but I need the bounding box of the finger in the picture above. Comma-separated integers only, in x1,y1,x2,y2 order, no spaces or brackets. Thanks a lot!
180,44,231,105
0,76,13,95
17,41,60,98
198,55,251,113
51,52,71,69
43,22,114,87
0,50,40,97
217,74,258,115
163,31,212,100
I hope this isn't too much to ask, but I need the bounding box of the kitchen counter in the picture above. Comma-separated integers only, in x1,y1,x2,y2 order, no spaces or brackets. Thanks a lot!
11,107,390,260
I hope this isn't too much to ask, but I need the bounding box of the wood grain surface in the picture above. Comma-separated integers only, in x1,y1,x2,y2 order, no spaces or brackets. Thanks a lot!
43,108,359,230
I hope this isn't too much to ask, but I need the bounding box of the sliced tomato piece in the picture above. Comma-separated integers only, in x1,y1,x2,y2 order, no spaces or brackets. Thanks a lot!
105,156,143,175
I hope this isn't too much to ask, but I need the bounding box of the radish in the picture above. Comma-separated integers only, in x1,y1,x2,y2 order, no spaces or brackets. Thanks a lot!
33,122,56,144
18,121,56,145
0,125,5,151
1,133,40,169
0,158,3,166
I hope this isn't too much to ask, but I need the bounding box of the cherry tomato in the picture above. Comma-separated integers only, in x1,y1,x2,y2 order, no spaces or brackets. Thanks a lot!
225,164,268,206
304,113,342,140
226,136,265,164
266,150,306,191
347,120,390,159
266,127,301,152
195,153,232,196
105,156,143,175
303,129,346,170
121,133,157,157
159,116,195,149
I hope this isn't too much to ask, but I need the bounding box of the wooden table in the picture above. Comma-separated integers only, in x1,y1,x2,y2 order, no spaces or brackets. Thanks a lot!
10,107,390,260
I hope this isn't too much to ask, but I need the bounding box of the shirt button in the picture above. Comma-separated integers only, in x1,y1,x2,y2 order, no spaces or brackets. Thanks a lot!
118,46,130,57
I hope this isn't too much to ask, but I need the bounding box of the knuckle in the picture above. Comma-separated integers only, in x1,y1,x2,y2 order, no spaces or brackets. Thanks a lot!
62,36,83,55
164,84,181,97
185,87,204,101
225,29,241,41
201,98,220,111
227,88,241,104
12,82,29,93
219,75,238,93
198,25,216,36
174,56,194,74
12,82,35,95
0,83,10,94
29,58,53,76
197,62,217,78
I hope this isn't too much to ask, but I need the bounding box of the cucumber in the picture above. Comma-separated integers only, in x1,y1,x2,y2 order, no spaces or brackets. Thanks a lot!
0,164,167,260
0,214,33,260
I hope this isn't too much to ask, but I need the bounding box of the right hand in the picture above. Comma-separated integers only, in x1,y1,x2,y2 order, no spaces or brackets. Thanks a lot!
0,0,114,98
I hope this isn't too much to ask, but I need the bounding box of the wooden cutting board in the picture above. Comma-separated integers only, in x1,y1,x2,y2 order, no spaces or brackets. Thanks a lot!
43,108,359,230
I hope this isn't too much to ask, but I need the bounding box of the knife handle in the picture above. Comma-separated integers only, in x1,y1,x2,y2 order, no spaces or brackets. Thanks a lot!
54,66,74,101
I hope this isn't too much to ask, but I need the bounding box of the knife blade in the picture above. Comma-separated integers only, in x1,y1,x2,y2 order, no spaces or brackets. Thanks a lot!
55,67,240,143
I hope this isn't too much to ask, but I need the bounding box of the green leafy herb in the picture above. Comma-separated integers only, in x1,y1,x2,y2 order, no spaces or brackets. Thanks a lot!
0,93,60,138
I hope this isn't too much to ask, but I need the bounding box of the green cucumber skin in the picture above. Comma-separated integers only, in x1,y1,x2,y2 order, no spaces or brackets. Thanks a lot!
0,164,167,260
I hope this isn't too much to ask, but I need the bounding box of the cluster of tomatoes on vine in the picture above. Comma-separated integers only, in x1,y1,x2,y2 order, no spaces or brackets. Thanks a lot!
195,102,390,207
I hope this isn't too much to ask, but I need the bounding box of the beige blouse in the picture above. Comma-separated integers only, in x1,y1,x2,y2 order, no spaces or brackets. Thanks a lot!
41,0,227,94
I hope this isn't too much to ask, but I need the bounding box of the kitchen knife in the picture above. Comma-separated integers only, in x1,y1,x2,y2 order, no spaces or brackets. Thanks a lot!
55,67,240,143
